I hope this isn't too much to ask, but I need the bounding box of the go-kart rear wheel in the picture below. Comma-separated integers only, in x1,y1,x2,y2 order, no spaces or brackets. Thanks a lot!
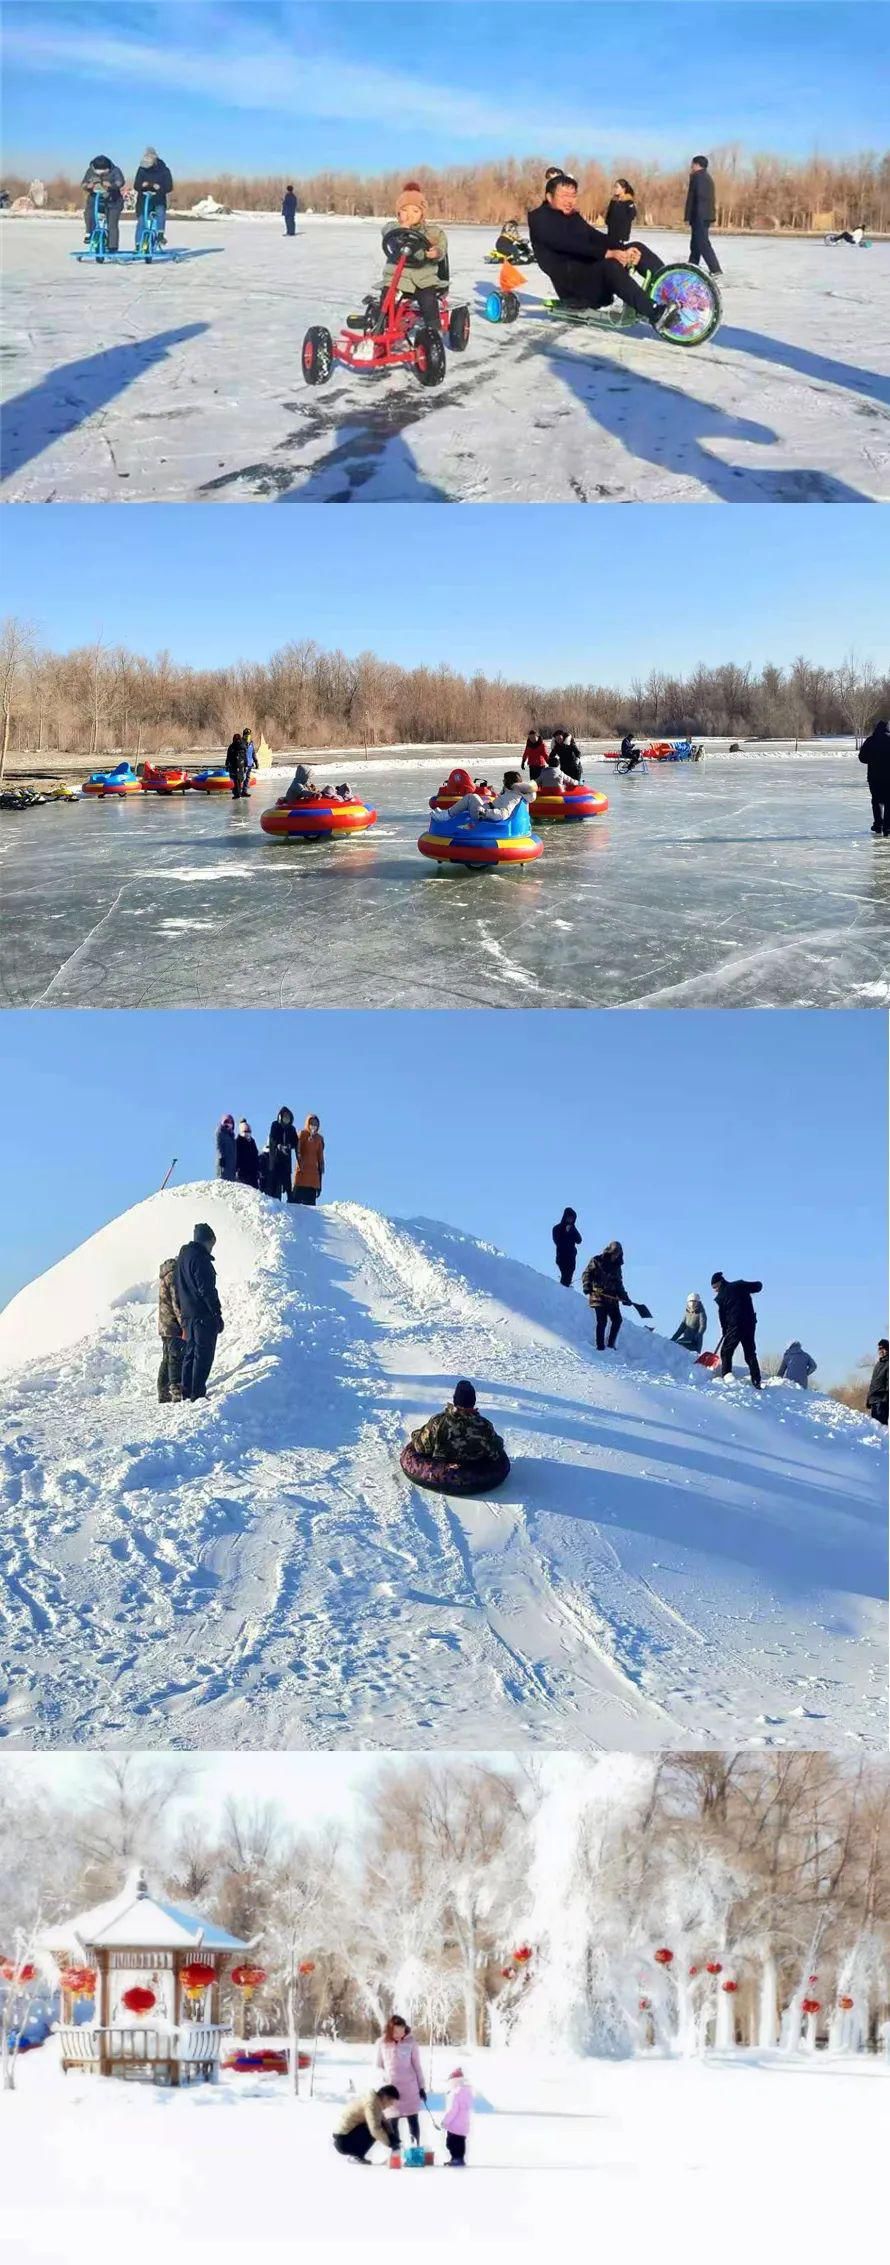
413,326,447,388
302,325,334,386
448,304,470,352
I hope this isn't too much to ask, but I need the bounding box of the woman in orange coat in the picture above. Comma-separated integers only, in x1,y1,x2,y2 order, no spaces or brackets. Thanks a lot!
292,1114,325,1206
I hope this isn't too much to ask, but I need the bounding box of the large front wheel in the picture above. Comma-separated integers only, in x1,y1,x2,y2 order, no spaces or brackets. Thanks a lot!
302,325,334,385
650,263,722,347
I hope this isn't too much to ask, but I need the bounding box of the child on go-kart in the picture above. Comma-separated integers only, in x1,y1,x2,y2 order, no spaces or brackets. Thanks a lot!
380,182,450,330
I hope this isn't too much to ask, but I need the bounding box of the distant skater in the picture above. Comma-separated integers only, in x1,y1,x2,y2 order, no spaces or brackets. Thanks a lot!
553,1208,582,1286
685,156,722,276
282,184,299,237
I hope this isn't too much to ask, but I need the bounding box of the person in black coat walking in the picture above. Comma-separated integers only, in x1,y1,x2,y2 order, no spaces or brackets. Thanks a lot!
282,185,299,236
225,732,250,799
551,730,583,782
866,1340,888,1424
268,1106,298,1200
858,719,890,836
685,157,722,275
711,1271,762,1387
553,1208,582,1287
528,174,670,331
216,1114,236,1180
176,1223,224,1400
235,1119,260,1187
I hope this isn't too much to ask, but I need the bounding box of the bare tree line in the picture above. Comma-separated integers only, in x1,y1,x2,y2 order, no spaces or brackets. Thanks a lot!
1,618,886,773
7,146,890,230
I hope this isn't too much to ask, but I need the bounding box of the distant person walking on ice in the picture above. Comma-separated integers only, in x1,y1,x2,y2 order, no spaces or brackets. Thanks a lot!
778,1341,817,1389
225,731,249,800
235,1119,259,1187
292,1114,324,1205
157,1256,184,1404
333,2086,400,2163
866,1339,888,1424
442,2068,473,2166
553,1207,582,1286
711,1270,762,1388
375,2016,427,2147
858,718,890,836
521,729,549,781
582,1240,650,1349
685,156,722,276
215,1113,236,1180
671,1293,708,1353
268,1106,298,1200
176,1223,224,1402
282,185,299,237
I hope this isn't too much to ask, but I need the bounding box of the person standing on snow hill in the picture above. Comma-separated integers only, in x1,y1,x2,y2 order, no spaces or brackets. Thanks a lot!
332,2085,400,2163
133,148,173,247
157,1256,185,1405
81,155,125,251
235,1119,259,1188
710,1271,763,1388
176,1224,224,1402
778,1341,817,1389
858,718,890,836
866,1339,888,1425
382,183,449,333
685,156,722,277
282,184,299,237
671,1293,708,1353
292,1114,324,1206
553,1207,582,1287
267,1106,299,1200
521,729,549,782
215,1114,236,1180
528,172,673,332
582,1240,635,1350
375,2016,427,2148
442,2068,473,2166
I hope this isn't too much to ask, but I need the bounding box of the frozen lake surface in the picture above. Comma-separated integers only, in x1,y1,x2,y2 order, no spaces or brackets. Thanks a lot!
2,217,889,502
2,753,887,1011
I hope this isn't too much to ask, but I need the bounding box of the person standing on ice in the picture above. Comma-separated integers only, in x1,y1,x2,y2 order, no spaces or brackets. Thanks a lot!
778,1341,817,1389
551,728,583,781
685,156,723,276
225,731,249,800
866,1339,888,1425
441,2067,473,2166
215,1113,236,1180
553,1207,582,1286
671,1293,708,1352
282,184,299,237
133,148,173,248
521,729,549,782
605,178,636,247
857,718,890,836
157,1256,185,1404
710,1270,763,1388
583,1240,635,1349
176,1223,224,1402
375,2016,427,2147
292,1114,325,1206
235,1119,259,1188
332,2084,400,2163
268,1105,299,1200
241,727,257,789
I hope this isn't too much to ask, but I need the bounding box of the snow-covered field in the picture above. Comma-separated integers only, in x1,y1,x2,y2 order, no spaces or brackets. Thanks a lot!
0,1183,883,1752
2,751,888,1010
2,217,888,503
4,2037,887,2263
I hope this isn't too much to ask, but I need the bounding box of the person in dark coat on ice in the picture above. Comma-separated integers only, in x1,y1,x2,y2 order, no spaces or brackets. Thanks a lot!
235,1118,260,1187
605,178,636,247
866,1339,888,1425
133,148,173,246
81,155,125,250
553,1208,582,1286
583,1241,634,1349
711,1271,762,1387
528,173,672,332
225,731,249,800
551,729,583,781
268,1106,299,1200
282,185,299,236
858,718,890,836
685,156,722,275
216,1114,236,1180
176,1224,224,1401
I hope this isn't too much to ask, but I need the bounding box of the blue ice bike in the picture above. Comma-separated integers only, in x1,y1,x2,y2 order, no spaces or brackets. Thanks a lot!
135,187,164,261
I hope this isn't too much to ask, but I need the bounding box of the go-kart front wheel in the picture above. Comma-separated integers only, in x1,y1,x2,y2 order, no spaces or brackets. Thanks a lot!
448,305,470,352
413,326,447,388
302,325,334,386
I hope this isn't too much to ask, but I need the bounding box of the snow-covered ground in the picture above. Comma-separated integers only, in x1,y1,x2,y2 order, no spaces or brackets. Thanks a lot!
2,751,888,1010
2,217,888,502
4,2036,887,2263
0,1183,883,1752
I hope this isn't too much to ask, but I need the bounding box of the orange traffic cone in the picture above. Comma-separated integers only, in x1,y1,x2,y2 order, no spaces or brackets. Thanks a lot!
499,261,525,291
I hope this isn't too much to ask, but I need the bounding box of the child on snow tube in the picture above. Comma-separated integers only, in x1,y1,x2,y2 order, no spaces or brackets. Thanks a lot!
400,1381,510,1495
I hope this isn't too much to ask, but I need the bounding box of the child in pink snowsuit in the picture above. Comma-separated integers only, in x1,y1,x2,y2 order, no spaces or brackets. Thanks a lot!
442,2066,473,2165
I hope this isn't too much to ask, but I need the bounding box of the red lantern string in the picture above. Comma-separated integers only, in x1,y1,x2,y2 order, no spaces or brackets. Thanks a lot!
654,1947,674,1967
706,1961,723,1975
512,1946,533,1965
722,1980,739,1995
180,1960,215,2002
231,1965,267,1995
0,1959,37,1985
121,1985,156,2017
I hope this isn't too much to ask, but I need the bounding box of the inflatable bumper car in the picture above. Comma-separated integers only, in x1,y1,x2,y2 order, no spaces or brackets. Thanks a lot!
418,799,542,869
260,794,377,839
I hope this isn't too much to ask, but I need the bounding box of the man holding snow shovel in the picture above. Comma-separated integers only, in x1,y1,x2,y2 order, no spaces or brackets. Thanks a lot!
710,1271,763,1389
582,1240,652,1350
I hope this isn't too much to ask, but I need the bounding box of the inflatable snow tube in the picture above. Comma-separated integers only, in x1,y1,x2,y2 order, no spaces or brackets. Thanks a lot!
400,1443,511,1495
81,765,143,797
260,795,377,839
529,786,608,821
418,804,543,868
142,764,187,793
189,769,234,793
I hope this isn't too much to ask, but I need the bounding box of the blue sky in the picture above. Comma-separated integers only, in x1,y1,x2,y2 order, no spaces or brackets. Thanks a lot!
8,505,889,679
0,1011,884,1374
2,3,886,172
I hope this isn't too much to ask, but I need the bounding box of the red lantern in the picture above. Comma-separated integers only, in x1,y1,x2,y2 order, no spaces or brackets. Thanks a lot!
231,1964,267,1996
59,1966,96,2000
688,1965,700,1978
722,1979,738,1995
298,1960,316,1977
639,1997,651,2011
837,1995,854,2012
0,1958,36,1985
706,1961,723,1976
500,1967,514,1980
512,1946,533,1965
121,1985,156,2017
180,1960,215,2001
801,1997,821,2017
654,1947,674,1967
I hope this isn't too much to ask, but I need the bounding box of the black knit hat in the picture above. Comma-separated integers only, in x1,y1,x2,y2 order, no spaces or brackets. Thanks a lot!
453,1380,476,1409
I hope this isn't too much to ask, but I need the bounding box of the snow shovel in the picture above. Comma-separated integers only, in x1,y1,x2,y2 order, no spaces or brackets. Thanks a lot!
631,1301,654,1329
697,1336,725,1370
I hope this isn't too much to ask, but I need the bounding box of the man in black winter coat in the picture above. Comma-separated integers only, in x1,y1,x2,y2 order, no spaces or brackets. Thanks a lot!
685,157,722,275
528,174,669,330
551,730,583,782
866,1340,888,1425
133,148,173,246
268,1106,299,1200
225,732,249,799
282,185,299,236
858,719,890,836
711,1271,762,1387
176,1223,224,1400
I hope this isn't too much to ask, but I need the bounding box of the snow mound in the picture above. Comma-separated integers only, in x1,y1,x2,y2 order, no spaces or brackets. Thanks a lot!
0,1184,884,1751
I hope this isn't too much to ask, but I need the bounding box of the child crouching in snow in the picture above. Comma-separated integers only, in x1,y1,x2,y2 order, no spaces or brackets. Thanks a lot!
442,2066,473,2165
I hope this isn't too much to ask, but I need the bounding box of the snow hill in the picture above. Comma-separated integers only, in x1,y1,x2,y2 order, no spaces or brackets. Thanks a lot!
0,1184,884,1751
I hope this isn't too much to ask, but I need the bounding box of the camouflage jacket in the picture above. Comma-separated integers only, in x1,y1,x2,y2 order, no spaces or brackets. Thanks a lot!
158,1257,183,1338
409,1405,505,1463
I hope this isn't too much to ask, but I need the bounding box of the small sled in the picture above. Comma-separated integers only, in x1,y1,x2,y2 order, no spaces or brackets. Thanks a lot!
390,2147,436,2169
400,1444,511,1496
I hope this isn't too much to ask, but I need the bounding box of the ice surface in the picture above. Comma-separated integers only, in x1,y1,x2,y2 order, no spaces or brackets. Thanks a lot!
2,217,888,502
0,1182,883,1752
2,753,887,1010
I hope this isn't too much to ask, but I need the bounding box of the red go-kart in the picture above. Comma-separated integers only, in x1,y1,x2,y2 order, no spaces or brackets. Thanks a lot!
302,227,470,391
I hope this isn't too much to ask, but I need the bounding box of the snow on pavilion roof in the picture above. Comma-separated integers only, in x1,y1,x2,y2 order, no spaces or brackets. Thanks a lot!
40,1869,249,1954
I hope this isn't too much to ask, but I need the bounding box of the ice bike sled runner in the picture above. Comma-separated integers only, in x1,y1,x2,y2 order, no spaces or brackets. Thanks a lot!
302,227,470,391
